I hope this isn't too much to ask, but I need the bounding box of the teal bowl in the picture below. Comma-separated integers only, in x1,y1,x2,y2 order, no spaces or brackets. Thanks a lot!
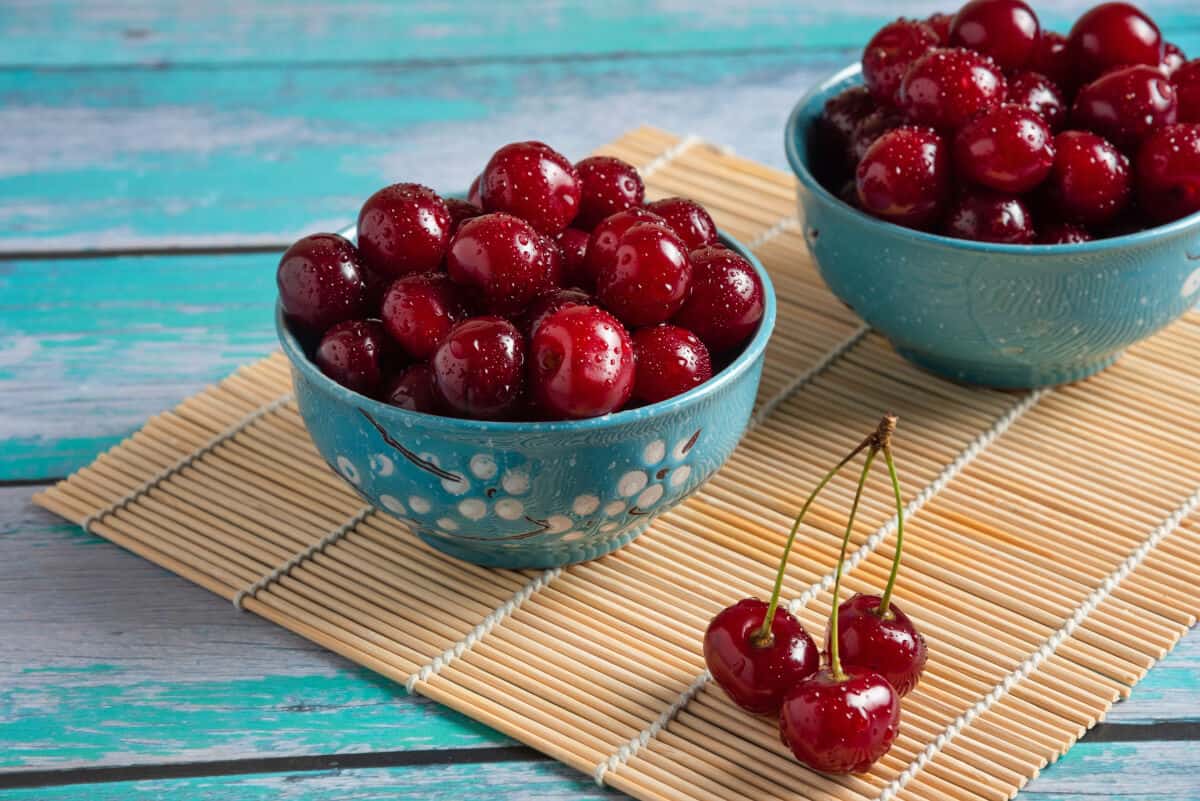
785,64,1200,388
277,231,776,569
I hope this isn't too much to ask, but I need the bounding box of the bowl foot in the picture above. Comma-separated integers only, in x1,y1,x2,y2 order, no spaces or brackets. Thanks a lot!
413,519,653,570
894,347,1122,389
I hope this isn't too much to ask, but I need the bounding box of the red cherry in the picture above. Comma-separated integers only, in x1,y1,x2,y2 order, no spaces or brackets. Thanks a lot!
596,223,693,327
1037,222,1093,243
925,12,953,44
1161,42,1187,77
953,104,1055,193
574,156,645,230
446,213,553,315
480,141,581,234
444,197,483,234
848,107,906,164
828,593,928,697
468,174,483,207
942,189,1036,243
1007,71,1067,131
1043,130,1132,225
856,126,952,229
315,319,390,397
277,233,369,332
521,287,592,339
949,0,1040,71
1171,60,1200,123
556,228,590,287
357,183,452,279
530,305,635,419
645,197,719,250
632,324,713,404
779,668,901,774
1068,2,1164,82
861,19,940,104
1030,30,1074,91
819,86,877,157
537,233,564,287
380,273,473,361
1136,124,1200,224
703,598,819,715
383,364,443,413
900,47,1008,130
1072,65,1178,151
672,245,765,353
432,316,525,419
583,207,668,290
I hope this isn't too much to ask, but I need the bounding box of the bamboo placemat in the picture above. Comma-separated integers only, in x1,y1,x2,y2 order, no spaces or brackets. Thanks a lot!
34,127,1200,801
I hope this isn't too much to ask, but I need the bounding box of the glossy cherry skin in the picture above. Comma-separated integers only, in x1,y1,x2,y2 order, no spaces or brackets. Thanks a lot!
529,305,635,419
925,12,953,44
1043,130,1132,225
480,141,581,234
943,189,1036,243
953,104,1055,193
1072,65,1177,151
315,320,390,397
380,273,473,360
672,245,765,353
556,228,591,287
779,668,900,774
848,107,906,164
1175,60,1200,123
645,197,720,251
357,183,452,279
1136,124,1200,224
583,207,668,289
537,234,564,287
827,594,928,698
521,287,592,339
467,174,482,207
861,19,940,103
1161,42,1187,77
443,197,483,234
382,364,443,413
1037,222,1093,244
900,47,1008,130
432,316,526,419
632,324,713,404
1030,30,1073,91
574,156,645,230
595,223,692,327
703,598,819,715
819,86,877,157
949,0,1040,71
856,126,951,230
1007,71,1066,131
277,233,369,333
1068,2,1164,83
446,213,553,315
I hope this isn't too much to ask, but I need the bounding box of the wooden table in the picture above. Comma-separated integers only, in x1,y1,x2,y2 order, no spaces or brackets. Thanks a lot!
2,2,1198,798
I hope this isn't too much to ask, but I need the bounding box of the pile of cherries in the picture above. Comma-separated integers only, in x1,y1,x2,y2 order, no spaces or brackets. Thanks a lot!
814,0,1200,243
704,415,926,774
277,141,765,421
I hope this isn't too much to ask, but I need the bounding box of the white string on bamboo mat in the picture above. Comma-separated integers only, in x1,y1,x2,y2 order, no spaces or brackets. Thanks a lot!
81,392,295,535
874,480,1200,801
594,387,1048,786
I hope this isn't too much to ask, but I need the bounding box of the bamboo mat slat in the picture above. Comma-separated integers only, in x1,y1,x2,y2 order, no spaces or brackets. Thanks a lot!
34,127,1200,801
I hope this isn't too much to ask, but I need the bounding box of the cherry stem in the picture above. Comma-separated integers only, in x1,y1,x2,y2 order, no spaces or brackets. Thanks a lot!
877,446,905,617
829,446,877,682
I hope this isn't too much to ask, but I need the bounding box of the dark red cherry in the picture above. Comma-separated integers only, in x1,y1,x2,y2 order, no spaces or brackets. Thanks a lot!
1043,130,1132,225
446,213,553,315
779,668,900,774
672,245,765,353
925,12,953,44
383,363,442,413
848,107,906,164
645,197,719,250
443,197,483,234
949,0,1039,71
1161,42,1187,77
380,273,473,361
480,141,581,234
1068,2,1164,82
574,156,645,230
856,126,951,229
861,19,940,104
1037,222,1093,243
596,223,693,327
537,234,564,287
1030,30,1074,91
315,319,390,397
530,305,635,419
827,594,928,698
1007,71,1066,131
583,207,668,290
468,174,482,207
556,228,591,287
1136,124,1200,224
432,316,525,419
357,183,452,279
900,47,1008,130
277,233,369,332
819,86,877,156
703,598,819,715
953,104,1055,193
942,189,1036,243
1175,61,1200,123
522,287,592,339
1072,65,1177,151
632,324,713,404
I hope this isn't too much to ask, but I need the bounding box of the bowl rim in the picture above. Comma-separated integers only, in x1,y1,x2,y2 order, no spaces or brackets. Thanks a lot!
277,227,777,435
784,62,1200,255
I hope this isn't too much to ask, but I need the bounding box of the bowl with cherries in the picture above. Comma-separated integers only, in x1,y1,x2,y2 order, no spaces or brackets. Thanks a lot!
786,0,1200,388
275,141,775,569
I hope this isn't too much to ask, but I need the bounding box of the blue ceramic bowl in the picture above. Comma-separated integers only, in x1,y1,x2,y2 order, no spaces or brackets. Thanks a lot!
277,231,776,569
785,64,1200,388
